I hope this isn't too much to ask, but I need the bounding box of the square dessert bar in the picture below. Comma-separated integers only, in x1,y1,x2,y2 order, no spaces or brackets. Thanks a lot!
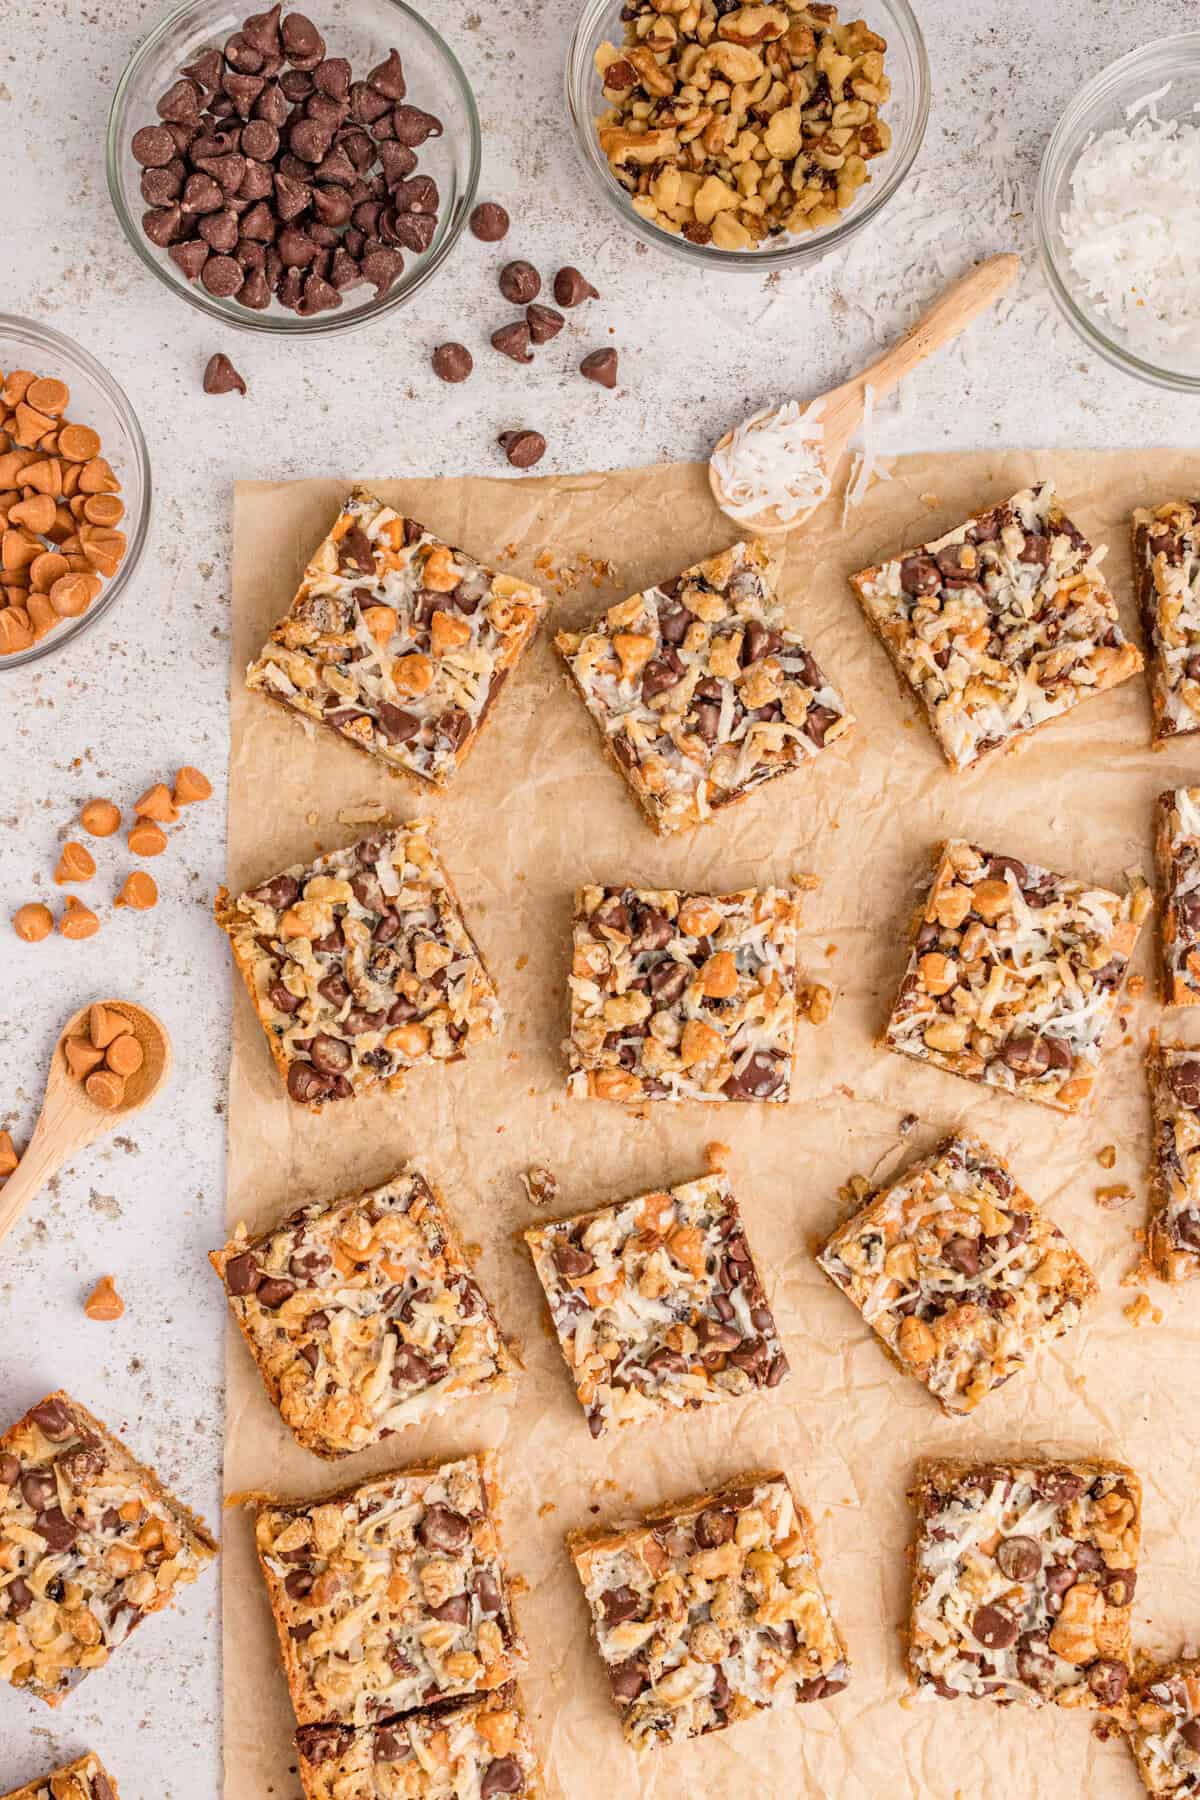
246,487,546,788
555,540,852,835
525,1172,788,1438
1156,788,1200,1006
1146,1034,1200,1282
1134,500,1200,743
0,1391,217,1707
817,1134,1096,1415
851,481,1141,770
568,1469,849,1750
1,1757,119,1800
567,882,802,1103
908,1459,1140,1710
212,1170,511,1460
884,839,1151,1113
255,1451,525,1727
1128,1658,1200,1795
295,1686,545,1800
215,820,502,1108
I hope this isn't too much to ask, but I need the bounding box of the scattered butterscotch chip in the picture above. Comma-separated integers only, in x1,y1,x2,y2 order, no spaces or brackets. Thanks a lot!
173,764,212,805
1097,1144,1117,1170
84,1068,125,1110
0,1132,18,1178
12,901,52,942
84,1274,125,1321
114,869,157,910
134,781,178,823
1096,1183,1134,1210
704,1140,731,1173
105,1034,143,1078
60,896,99,938
55,840,96,884
1124,1292,1162,1328
88,1003,124,1049
128,820,168,857
64,1037,104,1080
80,797,121,836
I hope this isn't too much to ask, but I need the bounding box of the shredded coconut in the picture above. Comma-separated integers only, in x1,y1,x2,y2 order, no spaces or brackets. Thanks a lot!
709,397,830,526
841,382,891,525
1059,86,1200,365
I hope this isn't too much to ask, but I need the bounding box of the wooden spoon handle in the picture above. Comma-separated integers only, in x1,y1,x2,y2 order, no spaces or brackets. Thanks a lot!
0,1122,69,1248
858,253,1020,401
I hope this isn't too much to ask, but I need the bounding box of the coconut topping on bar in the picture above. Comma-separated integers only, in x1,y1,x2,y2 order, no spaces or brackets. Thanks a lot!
1135,501,1200,742
1147,1032,1200,1282
1129,1657,1200,1795
1157,787,1200,1006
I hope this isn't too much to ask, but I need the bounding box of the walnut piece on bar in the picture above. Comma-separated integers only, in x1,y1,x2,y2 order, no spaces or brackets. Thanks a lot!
1133,500,1200,744
883,839,1151,1113
525,1171,787,1436
255,1451,525,1727
212,1170,511,1459
1147,1032,1200,1282
246,487,546,788
214,820,502,1108
1156,787,1200,1006
294,1685,545,1800
907,1458,1140,1710
567,881,802,1103
0,1755,119,1800
817,1134,1096,1414
593,2,891,249
555,540,852,836
0,1391,217,1707
1127,1656,1200,1795
851,482,1141,771
569,1469,849,1749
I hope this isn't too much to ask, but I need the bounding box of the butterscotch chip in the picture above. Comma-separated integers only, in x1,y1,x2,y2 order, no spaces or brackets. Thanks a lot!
114,869,157,910
25,376,68,416
65,1036,105,1080
1,369,34,406
12,901,52,941
60,896,99,939
21,457,62,497
26,592,56,640
49,571,100,617
173,764,212,805
58,423,102,463
77,457,119,494
128,819,168,856
84,1068,125,1109
80,797,121,836
0,1131,17,1178
29,550,69,593
105,1034,143,1077
8,492,55,534
88,1003,123,1049
12,402,56,447
82,493,124,528
135,781,178,823
84,1275,125,1321
0,607,33,654
54,840,96,884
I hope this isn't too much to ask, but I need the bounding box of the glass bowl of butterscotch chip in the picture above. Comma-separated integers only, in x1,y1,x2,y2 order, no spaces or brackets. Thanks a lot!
567,0,929,270
0,315,152,670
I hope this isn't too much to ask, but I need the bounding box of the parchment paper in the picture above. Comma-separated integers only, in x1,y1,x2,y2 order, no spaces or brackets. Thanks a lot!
223,452,1200,1800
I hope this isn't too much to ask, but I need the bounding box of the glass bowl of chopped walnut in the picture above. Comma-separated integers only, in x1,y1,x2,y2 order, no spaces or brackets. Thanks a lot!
567,0,929,269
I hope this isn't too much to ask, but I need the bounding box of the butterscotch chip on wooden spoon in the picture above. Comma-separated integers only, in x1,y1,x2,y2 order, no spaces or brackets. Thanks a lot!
84,1069,125,1109
88,1004,123,1049
115,870,157,910
65,1037,104,1080
0,1132,18,1179
105,1035,144,1078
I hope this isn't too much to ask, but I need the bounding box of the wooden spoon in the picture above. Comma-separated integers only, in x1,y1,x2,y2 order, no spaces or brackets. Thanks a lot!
709,253,1021,536
0,999,172,1249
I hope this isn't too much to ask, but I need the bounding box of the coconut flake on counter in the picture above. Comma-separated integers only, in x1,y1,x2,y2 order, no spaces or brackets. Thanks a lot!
709,396,830,525
1059,86,1200,363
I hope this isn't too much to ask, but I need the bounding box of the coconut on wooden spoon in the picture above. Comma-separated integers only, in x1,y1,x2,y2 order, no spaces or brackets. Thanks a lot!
709,253,1021,535
0,999,171,1248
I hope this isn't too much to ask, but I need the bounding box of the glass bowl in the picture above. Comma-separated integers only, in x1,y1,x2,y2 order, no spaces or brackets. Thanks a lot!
0,315,151,673
566,0,929,273
106,0,480,336
1038,35,1200,392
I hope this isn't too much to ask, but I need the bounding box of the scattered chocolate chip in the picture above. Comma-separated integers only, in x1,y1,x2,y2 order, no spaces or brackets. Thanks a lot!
470,200,509,241
491,321,533,364
203,352,247,395
498,258,540,303
580,347,618,387
432,342,472,383
554,264,598,306
498,429,546,469
526,302,564,343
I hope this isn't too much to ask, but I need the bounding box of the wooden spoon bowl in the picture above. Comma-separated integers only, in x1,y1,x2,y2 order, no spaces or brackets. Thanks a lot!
0,998,172,1249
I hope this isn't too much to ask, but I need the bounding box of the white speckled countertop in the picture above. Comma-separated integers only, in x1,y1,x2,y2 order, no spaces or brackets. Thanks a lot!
0,0,1196,1791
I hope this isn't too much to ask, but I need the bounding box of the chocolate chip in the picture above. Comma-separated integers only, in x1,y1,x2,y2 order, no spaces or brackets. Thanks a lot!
972,1604,1018,1649
20,1469,56,1509
416,1503,470,1552
498,430,546,469
526,302,564,344
491,321,533,363
203,351,247,395
391,104,442,146
282,11,325,69
995,1535,1041,1581
470,201,509,241
202,254,244,296
552,1237,594,1279
694,1507,734,1548
479,1758,523,1799
1000,1034,1051,1078
600,1583,640,1625
366,48,406,99
499,259,540,303
580,348,618,388
432,342,472,382
307,1033,351,1075
29,1398,73,1439
428,1591,470,1625
257,1276,296,1308
0,1453,18,1488
389,210,436,252
132,124,177,167
361,247,404,295
554,265,598,306
225,1251,262,1294
1087,1658,1128,1704
722,1051,786,1100
899,554,941,596
297,1725,354,1766
941,1234,979,1276
393,174,438,214
287,1062,333,1103
35,1506,78,1551
143,205,184,246
1181,1718,1200,1753
1168,1058,1200,1109
158,78,203,122
608,1660,647,1702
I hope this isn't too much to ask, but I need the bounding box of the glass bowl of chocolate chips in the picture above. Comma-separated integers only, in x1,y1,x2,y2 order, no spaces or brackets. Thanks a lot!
107,0,480,333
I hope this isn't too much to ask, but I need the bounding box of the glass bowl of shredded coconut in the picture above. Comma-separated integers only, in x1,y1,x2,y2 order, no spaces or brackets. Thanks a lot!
1038,36,1200,389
